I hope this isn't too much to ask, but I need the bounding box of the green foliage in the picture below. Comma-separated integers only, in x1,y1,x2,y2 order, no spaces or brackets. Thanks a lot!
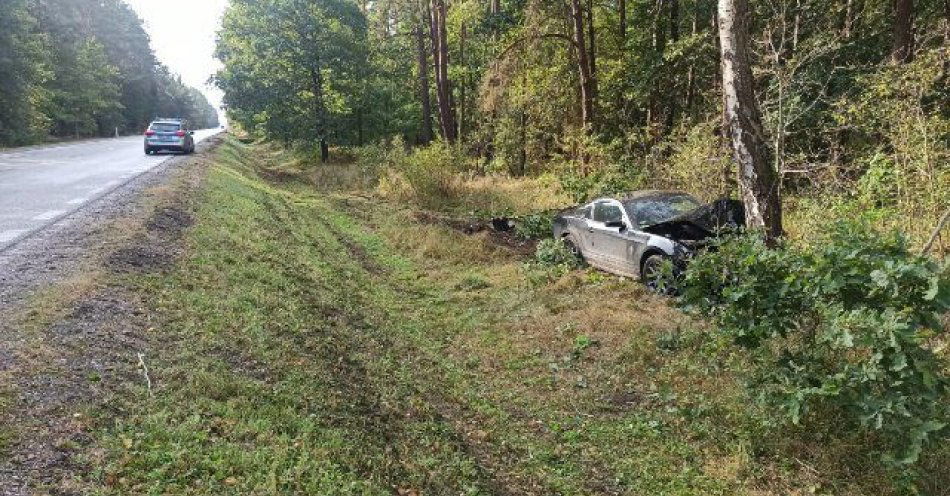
373,140,483,209
533,238,581,268
0,0,218,146
514,212,553,240
397,141,466,206
680,223,950,464
857,153,900,207
216,0,386,149
351,137,409,187
558,161,646,203
47,39,123,137
523,238,583,285
0,0,49,145
835,47,949,217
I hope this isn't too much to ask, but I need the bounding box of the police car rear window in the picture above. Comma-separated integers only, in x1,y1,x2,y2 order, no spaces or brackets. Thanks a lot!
150,123,181,132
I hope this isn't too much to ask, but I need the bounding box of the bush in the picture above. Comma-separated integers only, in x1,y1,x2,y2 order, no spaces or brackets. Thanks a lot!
558,162,646,204
680,222,949,465
523,238,583,285
514,212,554,240
534,238,580,266
375,140,471,209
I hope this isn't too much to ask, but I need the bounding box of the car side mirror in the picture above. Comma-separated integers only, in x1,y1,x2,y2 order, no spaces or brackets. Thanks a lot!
188,131,195,135
604,220,626,230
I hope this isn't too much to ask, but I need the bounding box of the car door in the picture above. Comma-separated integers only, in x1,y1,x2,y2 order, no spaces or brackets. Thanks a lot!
588,200,636,275
621,222,652,277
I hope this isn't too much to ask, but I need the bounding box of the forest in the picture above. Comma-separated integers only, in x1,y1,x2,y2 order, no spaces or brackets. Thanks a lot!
0,0,219,147
216,0,947,245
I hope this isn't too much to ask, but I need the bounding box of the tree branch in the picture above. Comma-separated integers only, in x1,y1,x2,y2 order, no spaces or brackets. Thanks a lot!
921,208,950,256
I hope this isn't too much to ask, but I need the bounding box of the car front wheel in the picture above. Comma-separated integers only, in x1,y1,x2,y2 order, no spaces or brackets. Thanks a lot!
641,254,676,294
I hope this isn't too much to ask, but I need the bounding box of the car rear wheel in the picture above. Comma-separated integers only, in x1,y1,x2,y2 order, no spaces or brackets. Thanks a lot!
641,254,675,294
562,235,584,263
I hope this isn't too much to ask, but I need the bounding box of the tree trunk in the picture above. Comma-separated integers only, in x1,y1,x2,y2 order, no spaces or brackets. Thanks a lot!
569,0,595,132
430,0,457,142
459,22,467,141
587,0,597,80
310,66,328,163
357,106,364,146
439,0,457,140
718,0,783,240
426,1,445,138
619,0,627,43
666,0,679,130
414,25,433,144
669,0,679,41
842,0,853,38
647,0,667,127
892,0,914,63
490,0,500,14
652,0,666,52
587,0,599,122
685,1,699,112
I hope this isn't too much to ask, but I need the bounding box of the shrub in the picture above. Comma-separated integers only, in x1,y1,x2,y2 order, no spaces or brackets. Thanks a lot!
533,238,580,267
515,212,554,240
375,140,468,208
558,162,646,204
401,141,464,199
680,222,949,465
523,238,583,285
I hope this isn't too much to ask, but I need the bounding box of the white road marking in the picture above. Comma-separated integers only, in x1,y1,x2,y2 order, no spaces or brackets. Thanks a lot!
33,210,66,221
0,229,28,243
66,197,88,205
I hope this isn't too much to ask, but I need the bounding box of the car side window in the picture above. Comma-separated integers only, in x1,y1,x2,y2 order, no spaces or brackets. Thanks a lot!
593,202,623,223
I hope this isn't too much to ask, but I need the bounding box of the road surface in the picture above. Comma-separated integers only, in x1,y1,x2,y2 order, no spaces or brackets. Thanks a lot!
0,129,219,251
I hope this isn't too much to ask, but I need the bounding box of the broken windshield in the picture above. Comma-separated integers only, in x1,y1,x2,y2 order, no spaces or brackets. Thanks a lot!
625,194,701,227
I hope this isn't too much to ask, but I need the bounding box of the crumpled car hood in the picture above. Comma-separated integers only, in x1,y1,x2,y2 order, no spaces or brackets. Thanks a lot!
641,198,745,243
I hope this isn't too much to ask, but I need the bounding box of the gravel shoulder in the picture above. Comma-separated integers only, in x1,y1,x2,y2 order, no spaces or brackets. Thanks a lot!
0,135,224,495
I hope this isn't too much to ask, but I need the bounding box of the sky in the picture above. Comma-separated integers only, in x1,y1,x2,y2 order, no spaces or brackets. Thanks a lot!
124,0,230,122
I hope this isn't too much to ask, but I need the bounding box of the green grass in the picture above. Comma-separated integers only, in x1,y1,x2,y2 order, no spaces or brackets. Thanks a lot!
86,136,940,495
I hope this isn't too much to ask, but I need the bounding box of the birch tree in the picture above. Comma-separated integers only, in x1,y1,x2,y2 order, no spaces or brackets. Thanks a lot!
717,0,783,240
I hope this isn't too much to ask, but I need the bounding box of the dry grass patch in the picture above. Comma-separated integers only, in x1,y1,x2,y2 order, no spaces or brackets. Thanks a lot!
456,174,570,214
379,215,513,267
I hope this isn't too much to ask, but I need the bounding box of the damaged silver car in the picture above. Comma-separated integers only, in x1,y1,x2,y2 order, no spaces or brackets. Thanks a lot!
552,191,744,290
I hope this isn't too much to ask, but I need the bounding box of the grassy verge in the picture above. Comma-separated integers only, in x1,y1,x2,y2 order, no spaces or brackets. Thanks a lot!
87,136,941,495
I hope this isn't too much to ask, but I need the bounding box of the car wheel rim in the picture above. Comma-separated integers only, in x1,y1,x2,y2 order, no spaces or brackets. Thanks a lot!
565,239,580,259
644,260,662,291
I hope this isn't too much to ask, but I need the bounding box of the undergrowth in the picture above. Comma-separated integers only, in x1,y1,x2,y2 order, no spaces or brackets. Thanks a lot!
681,225,950,473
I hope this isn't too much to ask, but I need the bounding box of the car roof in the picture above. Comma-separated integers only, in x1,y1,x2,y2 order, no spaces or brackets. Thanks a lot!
590,190,692,203
621,190,693,200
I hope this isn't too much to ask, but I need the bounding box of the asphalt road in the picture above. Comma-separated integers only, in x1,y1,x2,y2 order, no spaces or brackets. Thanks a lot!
0,129,220,251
